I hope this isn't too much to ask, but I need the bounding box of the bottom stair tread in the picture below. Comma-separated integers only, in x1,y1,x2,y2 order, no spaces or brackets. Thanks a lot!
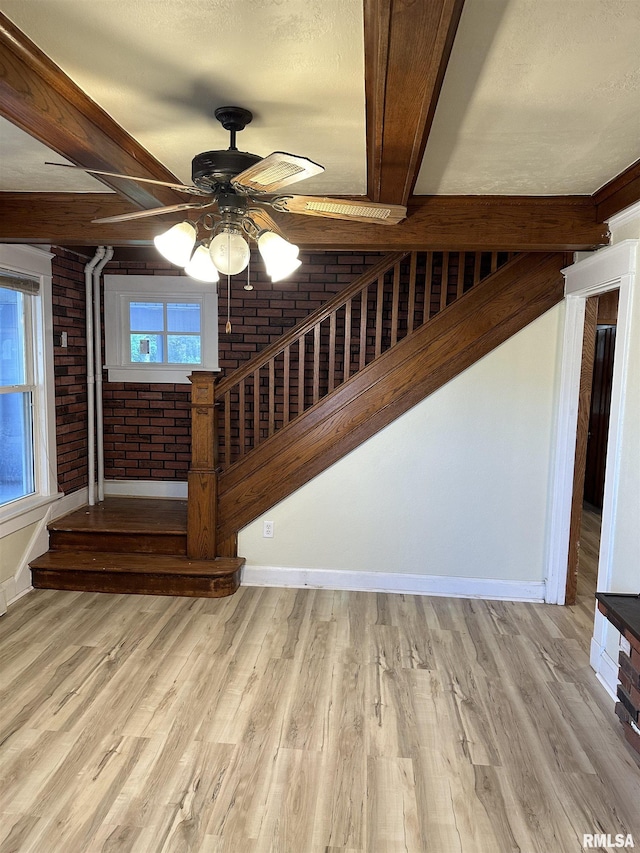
29,551,244,598
31,550,243,576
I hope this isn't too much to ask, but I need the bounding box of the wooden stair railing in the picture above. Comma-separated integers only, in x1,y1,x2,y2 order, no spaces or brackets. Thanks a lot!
214,250,514,468
186,249,527,558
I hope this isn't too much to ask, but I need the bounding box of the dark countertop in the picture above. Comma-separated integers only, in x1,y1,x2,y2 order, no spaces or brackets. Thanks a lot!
596,592,640,646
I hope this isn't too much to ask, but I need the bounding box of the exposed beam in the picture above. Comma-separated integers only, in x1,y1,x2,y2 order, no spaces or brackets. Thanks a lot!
0,12,184,209
593,158,640,222
364,0,465,205
0,193,608,251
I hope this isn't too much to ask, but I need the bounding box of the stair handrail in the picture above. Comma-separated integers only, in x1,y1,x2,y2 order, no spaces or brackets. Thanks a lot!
214,251,408,399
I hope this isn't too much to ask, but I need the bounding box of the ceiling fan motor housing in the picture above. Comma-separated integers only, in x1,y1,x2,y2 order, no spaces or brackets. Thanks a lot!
192,149,262,191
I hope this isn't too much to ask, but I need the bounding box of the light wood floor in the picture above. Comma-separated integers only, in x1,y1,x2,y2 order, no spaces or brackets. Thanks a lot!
577,503,601,589
1,559,639,851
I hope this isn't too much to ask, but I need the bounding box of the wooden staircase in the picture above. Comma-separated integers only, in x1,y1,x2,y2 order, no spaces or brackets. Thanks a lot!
30,497,243,597
31,248,566,595
211,250,567,551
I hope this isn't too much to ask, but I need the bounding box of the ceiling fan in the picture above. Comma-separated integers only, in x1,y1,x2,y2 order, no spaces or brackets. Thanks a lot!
47,106,407,283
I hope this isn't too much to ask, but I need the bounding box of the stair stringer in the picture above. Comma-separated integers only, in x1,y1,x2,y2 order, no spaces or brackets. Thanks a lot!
216,252,566,544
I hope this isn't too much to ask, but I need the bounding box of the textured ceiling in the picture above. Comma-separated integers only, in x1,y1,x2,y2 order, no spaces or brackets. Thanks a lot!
0,0,366,195
0,0,639,198
417,0,640,195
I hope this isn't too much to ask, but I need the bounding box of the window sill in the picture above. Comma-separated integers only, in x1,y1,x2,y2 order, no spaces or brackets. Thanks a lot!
0,492,62,537
105,365,220,384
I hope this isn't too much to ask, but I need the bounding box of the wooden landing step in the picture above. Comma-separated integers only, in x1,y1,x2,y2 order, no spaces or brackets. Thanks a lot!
47,497,188,555
30,551,244,598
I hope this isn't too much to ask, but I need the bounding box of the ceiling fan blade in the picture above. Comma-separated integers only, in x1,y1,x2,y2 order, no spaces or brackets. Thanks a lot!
45,162,211,196
232,152,324,195
92,201,215,224
272,195,407,225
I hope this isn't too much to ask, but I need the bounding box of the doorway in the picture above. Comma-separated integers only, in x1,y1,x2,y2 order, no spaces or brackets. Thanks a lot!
584,290,618,509
545,239,635,611
568,290,619,608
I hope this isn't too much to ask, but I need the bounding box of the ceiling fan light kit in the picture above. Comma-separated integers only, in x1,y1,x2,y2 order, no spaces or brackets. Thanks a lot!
258,231,302,282
152,220,197,267
50,104,406,291
184,243,219,283
209,228,252,276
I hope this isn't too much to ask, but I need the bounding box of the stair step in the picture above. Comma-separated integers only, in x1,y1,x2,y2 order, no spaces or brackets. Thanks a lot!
30,550,243,598
49,530,187,555
47,497,188,555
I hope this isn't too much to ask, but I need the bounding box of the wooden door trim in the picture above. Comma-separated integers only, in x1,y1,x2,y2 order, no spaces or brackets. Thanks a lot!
545,240,637,607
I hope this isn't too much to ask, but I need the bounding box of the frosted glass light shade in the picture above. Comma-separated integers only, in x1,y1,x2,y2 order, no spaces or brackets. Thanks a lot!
268,256,302,282
153,221,196,266
258,231,300,281
184,244,220,282
210,230,250,275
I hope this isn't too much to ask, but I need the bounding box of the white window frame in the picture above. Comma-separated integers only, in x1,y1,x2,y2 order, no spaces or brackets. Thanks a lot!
0,244,58,526
104,275,219,383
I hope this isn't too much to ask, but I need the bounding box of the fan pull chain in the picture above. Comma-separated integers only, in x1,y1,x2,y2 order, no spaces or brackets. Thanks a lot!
225,271,231,334
244,251,253,291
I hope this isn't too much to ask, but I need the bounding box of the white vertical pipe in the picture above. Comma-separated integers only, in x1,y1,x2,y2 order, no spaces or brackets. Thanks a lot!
93,246,114,503
85,246,106,506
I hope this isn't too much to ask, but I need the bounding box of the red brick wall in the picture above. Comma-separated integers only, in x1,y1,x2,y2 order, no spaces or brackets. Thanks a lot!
102,383,191,481
51,248,89,494
52,249,384,487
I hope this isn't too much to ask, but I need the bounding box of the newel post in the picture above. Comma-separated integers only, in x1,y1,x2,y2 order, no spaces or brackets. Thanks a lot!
187,371,219,559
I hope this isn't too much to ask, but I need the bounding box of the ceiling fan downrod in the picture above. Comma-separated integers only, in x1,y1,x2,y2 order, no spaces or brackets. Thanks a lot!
214,106,253,151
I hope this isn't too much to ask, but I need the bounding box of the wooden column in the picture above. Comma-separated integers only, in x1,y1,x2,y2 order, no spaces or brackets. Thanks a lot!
187,371,219,559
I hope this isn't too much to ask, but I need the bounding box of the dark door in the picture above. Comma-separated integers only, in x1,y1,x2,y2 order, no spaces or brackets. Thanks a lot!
584,324,616,508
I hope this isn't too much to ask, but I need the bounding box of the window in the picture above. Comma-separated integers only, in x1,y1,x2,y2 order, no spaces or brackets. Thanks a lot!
129,301,201,364
0,286,35,505
104,276,219,383
0,245,56,517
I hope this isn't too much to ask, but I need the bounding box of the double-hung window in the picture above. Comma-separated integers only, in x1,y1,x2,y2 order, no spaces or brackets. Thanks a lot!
0,279,36,505
104,276,219,383
0,244,56,518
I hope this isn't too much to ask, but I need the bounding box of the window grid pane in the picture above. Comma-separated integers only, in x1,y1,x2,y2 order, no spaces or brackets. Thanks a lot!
167,335,201,364
0,288,27,386
167,303,201,333
130,333,165,363
0,390,35,506
129,301,164,332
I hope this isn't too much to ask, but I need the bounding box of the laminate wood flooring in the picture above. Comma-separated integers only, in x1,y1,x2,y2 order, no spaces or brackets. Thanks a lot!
1,578,638,852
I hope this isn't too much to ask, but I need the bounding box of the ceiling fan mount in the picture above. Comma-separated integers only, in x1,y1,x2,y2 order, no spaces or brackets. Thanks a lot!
213,105,253,134
191,106,261,191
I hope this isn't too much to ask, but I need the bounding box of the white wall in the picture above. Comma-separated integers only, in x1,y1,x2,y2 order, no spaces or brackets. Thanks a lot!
239,303,564,598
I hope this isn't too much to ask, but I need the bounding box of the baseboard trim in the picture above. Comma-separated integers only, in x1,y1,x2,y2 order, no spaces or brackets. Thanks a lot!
590,636,619,702
241,566,546,602
104,480,188,499
51,487,89,519
0,580,33,610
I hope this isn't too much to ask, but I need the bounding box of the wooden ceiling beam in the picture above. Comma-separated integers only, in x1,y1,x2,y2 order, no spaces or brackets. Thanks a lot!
0,12,184,209
364,0,465,206
593,158,640,223
0,193,608,252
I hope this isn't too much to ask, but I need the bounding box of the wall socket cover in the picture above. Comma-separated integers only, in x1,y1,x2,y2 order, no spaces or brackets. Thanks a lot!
263,520,274,538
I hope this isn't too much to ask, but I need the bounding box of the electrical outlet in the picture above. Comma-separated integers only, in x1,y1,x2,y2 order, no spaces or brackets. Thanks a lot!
263,520,274,538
